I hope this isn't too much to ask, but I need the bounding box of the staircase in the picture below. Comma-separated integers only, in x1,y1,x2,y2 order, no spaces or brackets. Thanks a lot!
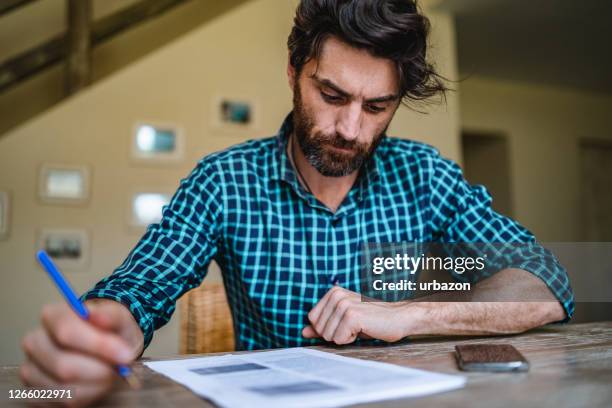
0,0,248,137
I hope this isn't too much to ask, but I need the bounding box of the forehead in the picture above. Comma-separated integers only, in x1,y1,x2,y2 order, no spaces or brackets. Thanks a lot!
306,36,399,98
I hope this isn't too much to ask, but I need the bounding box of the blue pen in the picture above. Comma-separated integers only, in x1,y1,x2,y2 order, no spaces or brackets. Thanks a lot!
36,250,139,388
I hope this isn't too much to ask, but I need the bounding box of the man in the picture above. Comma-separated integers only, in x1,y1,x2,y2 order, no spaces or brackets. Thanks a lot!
20,0,573,405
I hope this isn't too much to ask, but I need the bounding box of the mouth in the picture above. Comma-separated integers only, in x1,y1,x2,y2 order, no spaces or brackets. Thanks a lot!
326,144,354,153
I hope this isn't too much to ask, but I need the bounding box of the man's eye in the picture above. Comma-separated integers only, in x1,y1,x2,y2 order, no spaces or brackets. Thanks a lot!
365,104,385,114
321,92,343,103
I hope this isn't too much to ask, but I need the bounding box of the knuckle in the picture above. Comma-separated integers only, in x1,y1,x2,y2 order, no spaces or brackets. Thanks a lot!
21,333,33,355
55,359,77,383
41,303,58,325
330,290,344,303
54,322,74,347
334,336,348,345
344,307,357,321
345,335,356,345
333,285,345,293
307,310,316,323
93,335,112,356
94,335,122,362
336,298,351,312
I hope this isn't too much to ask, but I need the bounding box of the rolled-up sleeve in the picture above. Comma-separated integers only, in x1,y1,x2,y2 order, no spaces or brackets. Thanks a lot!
81,159,223,348
427,155,575,321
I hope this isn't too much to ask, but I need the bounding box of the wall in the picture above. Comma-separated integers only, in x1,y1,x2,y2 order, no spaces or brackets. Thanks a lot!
460,77,612,323
0,0,459,364
460,76,612,241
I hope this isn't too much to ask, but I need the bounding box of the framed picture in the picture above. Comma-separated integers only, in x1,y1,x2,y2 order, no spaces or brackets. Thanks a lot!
128,191,172,228
38,164,90,205
211,95,259,131
38,229,90,270
132,122,184,163
0,191,9,239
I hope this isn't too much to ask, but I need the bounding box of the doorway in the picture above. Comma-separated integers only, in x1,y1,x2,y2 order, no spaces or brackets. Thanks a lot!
461,131,513,217
575,139,612,323
580,139,612,241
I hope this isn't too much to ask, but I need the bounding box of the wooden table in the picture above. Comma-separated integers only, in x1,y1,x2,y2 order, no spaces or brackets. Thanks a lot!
2,322,611,407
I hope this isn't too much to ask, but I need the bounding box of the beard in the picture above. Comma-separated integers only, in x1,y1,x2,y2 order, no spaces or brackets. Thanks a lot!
292,81,387,177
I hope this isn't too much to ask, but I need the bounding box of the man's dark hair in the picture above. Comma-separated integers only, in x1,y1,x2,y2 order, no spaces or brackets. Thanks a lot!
287,0,448,106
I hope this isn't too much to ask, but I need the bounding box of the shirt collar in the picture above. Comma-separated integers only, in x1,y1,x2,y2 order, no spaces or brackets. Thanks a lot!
271,112,381,208
270,112,297,183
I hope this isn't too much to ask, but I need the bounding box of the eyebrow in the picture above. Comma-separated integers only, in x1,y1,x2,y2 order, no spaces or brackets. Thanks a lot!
311,74,399,104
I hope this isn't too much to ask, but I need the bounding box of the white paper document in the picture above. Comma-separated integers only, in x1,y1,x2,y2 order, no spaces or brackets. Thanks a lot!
144,347,466,408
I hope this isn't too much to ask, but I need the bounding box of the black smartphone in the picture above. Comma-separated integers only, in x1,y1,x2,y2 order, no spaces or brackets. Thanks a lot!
455,344,529,372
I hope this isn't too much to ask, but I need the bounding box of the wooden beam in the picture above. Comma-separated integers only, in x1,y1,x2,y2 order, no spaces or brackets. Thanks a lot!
0,37,65,92
0,0,188,93
93,0,190,43
0,0,37,16
65,0,92,95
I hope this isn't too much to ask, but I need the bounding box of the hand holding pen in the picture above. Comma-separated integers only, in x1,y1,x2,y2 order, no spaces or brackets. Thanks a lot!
18,251,143,405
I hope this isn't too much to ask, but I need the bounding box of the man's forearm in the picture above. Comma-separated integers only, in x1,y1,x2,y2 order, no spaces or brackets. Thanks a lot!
398,268,567,337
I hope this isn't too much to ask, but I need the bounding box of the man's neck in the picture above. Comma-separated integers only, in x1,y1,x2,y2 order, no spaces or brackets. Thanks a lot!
288,133,359,213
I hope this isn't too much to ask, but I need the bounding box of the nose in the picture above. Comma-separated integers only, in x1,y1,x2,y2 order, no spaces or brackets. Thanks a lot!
336,103,362,141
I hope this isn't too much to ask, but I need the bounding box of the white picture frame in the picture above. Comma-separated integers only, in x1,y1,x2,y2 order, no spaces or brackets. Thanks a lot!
0,191,9,240
210,94,260,132
131,121,185,163
38,164,90,205
38,229,90,270
128,190,173,229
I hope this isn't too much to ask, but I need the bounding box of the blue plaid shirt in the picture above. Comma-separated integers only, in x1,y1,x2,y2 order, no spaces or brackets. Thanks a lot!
83,113,574,350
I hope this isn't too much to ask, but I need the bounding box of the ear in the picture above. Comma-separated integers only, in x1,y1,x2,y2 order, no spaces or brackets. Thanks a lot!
287,54,296,89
